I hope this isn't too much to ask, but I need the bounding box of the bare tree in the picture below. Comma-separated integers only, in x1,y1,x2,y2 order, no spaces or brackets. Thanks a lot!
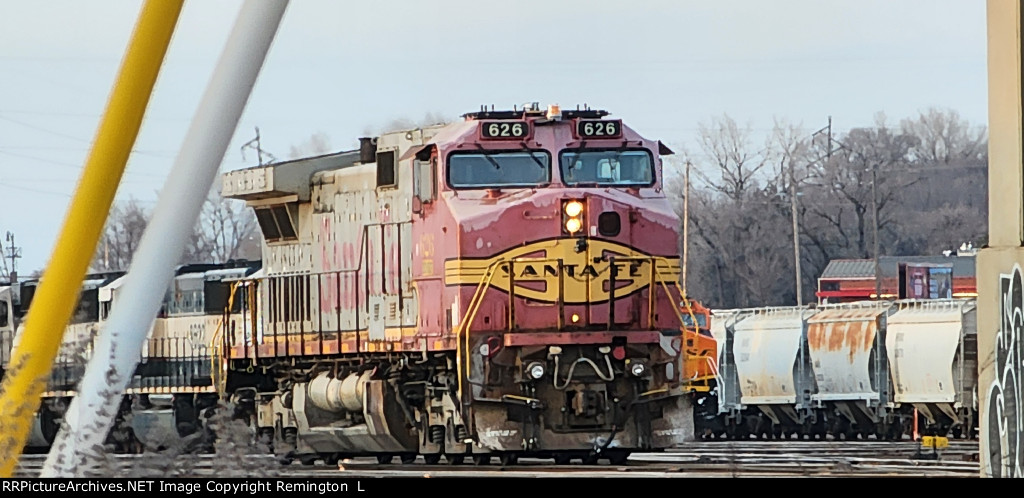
182,183,260,264
805,113,919,258
892,108,989,252
901,204,987,255
667,108,987,309
89,186,259,272
678,114,784,307
92,197,150,272
900,107,987,164
693,114,771,201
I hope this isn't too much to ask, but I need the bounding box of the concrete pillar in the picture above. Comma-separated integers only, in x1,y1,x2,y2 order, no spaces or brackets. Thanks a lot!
978,0,1023,479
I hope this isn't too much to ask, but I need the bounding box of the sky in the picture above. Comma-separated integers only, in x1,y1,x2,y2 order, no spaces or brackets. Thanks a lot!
0,0,990,275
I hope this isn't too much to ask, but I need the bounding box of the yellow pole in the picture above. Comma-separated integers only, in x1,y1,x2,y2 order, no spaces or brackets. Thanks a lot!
0,0,183,477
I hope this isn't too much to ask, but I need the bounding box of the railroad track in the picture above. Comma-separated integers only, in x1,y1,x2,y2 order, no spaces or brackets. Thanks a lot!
668,440,979,459
12,440,980,478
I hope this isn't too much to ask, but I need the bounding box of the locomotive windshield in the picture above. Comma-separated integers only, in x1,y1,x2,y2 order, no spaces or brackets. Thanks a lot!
447,151,550,188
559,149,654,186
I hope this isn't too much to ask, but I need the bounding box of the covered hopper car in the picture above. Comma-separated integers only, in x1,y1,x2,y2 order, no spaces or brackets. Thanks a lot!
694,298,978,441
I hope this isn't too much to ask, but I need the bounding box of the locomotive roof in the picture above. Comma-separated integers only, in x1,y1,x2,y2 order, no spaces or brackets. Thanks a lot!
222,149,362,202
403,107,673,162
461,108,609,120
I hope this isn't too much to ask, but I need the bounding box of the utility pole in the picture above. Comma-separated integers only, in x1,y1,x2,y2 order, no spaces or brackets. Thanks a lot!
871,163,881,299
4,232,20,285
682,160,690,298
812,116,834,161
241,126,275,165
794,116,837,307
826,116,832,161
789,159,802,307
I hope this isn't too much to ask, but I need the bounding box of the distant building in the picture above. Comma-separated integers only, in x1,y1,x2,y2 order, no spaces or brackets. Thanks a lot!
816,251,976,304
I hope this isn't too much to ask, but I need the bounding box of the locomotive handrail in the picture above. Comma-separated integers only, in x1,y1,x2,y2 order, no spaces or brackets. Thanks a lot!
644,256,721,392
210,281,240,395
456,258,505,409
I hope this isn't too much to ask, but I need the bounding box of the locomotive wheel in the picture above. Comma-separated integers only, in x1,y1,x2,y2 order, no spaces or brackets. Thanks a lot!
39,405,61,446
952,424,964,439
606,450,630,465
256,427,274,453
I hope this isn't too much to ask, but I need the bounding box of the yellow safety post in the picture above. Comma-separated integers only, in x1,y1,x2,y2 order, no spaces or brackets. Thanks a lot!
0,0,183,477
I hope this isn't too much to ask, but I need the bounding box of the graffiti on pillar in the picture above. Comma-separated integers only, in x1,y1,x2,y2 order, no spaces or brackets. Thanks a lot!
987,263,1024,477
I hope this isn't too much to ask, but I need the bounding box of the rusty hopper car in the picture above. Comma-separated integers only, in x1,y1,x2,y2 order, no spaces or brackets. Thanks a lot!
220,103,710,465
696,298,978,441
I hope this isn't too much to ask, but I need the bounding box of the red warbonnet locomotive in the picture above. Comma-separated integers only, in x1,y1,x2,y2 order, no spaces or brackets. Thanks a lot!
219,103,711,465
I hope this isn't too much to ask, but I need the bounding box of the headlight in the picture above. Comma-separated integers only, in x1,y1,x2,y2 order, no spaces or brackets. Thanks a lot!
630,361,646,377
564,200,584,217
527,362,545,380
563,199,585,236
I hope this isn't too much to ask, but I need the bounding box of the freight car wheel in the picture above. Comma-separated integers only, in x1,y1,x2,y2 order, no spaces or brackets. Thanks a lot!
472,455,491,465
424,454,441,465
553,454,572,465
499,453,519,466
376,455,394,464
446,455,465,465
400,453,417,464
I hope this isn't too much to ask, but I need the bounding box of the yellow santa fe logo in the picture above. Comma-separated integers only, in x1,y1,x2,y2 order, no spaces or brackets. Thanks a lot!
443,238,680,304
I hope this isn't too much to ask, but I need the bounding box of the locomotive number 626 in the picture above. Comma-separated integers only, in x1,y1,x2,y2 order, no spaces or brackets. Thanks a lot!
481,120,529,139
576,119,622,138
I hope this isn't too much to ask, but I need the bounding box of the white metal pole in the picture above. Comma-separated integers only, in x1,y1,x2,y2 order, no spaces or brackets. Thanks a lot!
41,0,289,477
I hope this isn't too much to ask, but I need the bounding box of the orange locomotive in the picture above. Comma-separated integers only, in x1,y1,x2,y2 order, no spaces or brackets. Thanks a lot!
220,103,715,465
